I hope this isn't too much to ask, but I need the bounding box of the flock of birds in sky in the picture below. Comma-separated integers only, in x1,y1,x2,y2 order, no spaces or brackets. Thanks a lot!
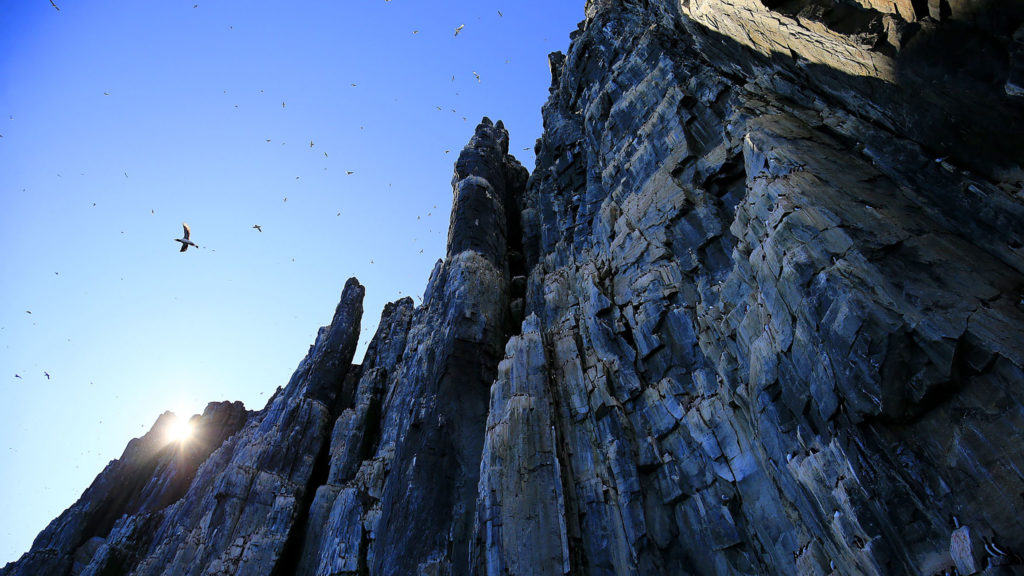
11,1,538,384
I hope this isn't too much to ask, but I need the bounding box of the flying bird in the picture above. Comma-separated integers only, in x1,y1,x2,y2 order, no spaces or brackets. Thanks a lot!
174,223,198,252
454,24,465,37
50,0,59,10
253,224,262,232
346,171,354,175
310,140,314,148
44,372,50,380
473,71,480,82
14,374,21,379
498,10,503,17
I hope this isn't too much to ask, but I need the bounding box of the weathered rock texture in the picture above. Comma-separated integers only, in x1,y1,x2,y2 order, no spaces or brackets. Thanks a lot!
4,0,1024,574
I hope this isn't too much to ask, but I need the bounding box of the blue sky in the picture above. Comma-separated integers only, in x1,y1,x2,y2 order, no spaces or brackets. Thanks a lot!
0,0,582,564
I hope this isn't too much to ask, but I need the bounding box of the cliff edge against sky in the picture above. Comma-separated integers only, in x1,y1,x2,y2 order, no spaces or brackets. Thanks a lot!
4,0,1024,574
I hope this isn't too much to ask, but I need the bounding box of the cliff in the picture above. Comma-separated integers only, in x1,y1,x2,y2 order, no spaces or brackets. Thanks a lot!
4,0,1024,574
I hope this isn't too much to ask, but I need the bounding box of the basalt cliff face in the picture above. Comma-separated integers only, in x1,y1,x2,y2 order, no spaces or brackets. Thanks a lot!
5,0,1024,574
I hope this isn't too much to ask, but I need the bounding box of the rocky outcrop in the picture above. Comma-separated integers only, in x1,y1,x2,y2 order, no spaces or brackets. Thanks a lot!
488,0,1023,573
293,118,529,576
2,402,248,576
5,0,1024,574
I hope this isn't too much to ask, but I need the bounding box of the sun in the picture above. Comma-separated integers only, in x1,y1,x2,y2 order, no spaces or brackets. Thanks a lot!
165,413,195,444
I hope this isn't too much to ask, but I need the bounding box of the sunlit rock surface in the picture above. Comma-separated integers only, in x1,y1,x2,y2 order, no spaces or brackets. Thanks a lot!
4,0,1024,574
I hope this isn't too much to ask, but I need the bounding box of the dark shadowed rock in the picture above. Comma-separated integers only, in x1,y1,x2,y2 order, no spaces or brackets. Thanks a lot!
1,402,248,576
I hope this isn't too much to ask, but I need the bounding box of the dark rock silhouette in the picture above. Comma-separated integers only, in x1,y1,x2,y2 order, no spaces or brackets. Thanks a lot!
4,0,1024,574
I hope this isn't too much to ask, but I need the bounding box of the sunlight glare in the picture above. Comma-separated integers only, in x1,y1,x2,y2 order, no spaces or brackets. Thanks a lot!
165,414,194,444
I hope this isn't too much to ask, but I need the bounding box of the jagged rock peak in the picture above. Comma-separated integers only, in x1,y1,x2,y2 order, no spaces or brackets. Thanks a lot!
1,401,248,576
448,117,528,266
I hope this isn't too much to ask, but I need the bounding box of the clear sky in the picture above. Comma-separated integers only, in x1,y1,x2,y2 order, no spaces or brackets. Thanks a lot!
0,0,582,564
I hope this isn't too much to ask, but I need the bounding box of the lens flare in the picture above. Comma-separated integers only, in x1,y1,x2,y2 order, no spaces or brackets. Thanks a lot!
165,414,194,444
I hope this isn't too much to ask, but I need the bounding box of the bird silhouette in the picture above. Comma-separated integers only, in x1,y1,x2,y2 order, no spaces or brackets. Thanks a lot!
346,171,354,175
454,24,465,37
253,224,262,232
44,372,50,380
310,140,314,148
175,223,198,252
473,71,480,82
14,374,21,379
49,0,59,10
498,10,503,16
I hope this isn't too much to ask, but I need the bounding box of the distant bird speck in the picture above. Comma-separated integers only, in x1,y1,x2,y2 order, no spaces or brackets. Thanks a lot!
14,374,21,379
310,140,314,148
283,197,287,202
44,372,50,380
175,223,198,252
346,171,354,175
103,92,109,96
473,71,480,82
25,311,30,315
498,9,503,16
324,152,328,158
413,30,419,34
454,24,465,37
253,224,262,232
282,101,286,108
49,0,60,10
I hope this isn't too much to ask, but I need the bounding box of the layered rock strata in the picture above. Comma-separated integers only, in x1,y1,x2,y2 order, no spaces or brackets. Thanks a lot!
4,0,1024,574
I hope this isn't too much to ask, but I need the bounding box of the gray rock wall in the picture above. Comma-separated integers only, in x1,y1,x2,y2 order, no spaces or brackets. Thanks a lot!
4,0,1024,574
